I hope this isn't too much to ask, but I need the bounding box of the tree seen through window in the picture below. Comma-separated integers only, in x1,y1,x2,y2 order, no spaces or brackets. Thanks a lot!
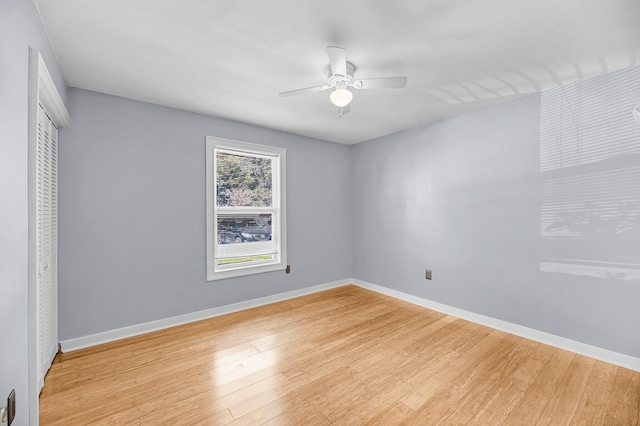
216,152,272,207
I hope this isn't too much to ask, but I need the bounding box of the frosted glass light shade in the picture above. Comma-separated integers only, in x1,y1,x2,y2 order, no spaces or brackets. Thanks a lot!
330,88,353,107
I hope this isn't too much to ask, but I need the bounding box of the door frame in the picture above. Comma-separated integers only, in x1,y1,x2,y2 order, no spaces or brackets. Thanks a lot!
27,48,69,425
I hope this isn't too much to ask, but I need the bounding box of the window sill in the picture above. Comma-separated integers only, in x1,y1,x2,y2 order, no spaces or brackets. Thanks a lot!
207,262,286,281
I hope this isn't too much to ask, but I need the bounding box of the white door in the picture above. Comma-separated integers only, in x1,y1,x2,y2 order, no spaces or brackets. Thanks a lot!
36,104,59,391
29,49,69,424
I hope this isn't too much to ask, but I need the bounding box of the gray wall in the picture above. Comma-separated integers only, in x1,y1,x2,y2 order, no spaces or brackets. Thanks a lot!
352,69,640,358
0,0,67,423
58,88,352,340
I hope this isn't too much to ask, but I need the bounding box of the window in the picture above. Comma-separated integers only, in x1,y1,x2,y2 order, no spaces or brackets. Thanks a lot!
206,136,286,280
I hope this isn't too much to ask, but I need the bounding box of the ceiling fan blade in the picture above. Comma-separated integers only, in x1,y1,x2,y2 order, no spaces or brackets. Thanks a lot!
354,77,407,89
327,46,347,76
279,85,329,97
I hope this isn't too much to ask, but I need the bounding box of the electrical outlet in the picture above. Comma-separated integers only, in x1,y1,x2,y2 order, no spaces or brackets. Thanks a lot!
285,265,290,274
7,389,15,425
425,269,432,280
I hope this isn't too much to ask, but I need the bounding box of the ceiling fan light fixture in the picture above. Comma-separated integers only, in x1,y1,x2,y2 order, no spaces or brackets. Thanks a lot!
279,46,407,116
330,88,353,107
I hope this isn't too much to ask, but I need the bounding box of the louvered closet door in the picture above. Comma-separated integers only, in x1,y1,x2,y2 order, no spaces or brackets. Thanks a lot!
36,104,59,391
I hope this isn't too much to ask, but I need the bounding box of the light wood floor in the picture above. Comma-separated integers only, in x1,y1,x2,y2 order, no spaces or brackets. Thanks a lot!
40,285,640,425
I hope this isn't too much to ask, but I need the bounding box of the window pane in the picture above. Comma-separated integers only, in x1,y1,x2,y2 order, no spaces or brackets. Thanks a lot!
217,213,273,244
216,213,277,267
216,151,272,207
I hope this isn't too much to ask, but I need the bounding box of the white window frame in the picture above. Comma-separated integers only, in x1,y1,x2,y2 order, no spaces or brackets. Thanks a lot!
206,136,287,280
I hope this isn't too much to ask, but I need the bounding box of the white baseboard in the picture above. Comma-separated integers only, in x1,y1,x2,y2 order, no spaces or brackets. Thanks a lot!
352,279,640,372
59,279,351,352
61,277,640,372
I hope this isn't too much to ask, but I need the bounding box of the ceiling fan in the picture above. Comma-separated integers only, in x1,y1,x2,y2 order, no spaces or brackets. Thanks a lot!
279,46,408,116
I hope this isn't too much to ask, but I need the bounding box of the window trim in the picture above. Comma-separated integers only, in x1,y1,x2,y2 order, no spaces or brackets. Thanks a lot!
206,136,287,281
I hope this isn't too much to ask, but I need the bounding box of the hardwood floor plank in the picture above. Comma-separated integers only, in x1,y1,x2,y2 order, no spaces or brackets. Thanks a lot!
143,406,234,426
40,375,139,425
261,409,331,426
535,355,596,425
228,387,282,419
400,328,508,411
405,333,522,424
469,343,555,424
136,376,262,426
175,408,234,426
504,347,576,424
569,360,617,425
394,320,494,388
336,370,414,423
226,396,292,425
367,402,416,425
438,339,538,424
40,285,640,425
603,366,640,425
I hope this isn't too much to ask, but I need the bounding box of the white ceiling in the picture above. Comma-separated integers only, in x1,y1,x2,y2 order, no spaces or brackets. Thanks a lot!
35,0,640,144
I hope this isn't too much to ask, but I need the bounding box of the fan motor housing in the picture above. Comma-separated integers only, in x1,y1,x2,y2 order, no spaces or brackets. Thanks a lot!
328,62,356,87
